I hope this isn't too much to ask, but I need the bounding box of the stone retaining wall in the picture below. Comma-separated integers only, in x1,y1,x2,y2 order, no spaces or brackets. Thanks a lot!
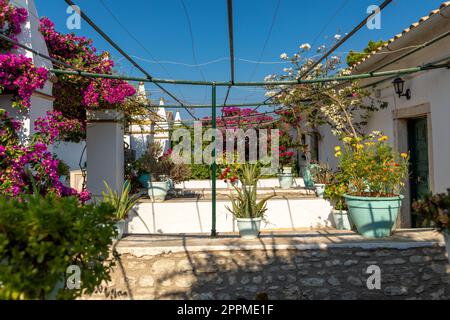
87,242,450,300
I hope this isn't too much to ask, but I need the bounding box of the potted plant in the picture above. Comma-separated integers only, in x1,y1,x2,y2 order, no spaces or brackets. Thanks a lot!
102,181,141,240
278,146,295,189
324,174,353,230
310,162,333,198
137,144,171,201
336,133,409,238
412,190,450,263
226,169,274,239
239,163,261,190
220,165,240,189
169,162,192,187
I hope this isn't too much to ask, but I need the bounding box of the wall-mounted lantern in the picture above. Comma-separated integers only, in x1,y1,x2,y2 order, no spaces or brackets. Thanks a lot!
392,77,411,100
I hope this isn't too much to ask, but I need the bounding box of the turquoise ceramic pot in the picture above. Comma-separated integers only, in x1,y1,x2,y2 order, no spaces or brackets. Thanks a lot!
148,181,169,202
331,209,353,230
302,165,315,188
236,218,262,240
314,184,326,198
278,173,294,190
344,194,403,238
113,220,126,240
138,173,151,188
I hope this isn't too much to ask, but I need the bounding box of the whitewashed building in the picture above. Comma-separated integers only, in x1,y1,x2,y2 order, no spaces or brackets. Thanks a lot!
319,2,450,227
1,0,54,144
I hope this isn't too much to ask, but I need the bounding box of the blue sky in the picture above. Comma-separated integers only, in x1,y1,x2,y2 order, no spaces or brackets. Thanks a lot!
33,0,445,119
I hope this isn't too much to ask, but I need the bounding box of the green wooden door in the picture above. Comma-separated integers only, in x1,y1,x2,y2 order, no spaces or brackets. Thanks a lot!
408,117,430,227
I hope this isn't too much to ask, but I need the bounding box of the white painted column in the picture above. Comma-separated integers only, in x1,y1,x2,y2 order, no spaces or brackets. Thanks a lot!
86,110,124,197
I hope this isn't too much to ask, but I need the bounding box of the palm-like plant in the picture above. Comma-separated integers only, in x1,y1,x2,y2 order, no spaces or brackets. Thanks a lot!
239,163,261,187
226,184,274,219
102,181,141,221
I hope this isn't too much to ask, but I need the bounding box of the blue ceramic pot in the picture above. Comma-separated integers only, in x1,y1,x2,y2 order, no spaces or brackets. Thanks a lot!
302,165,315,188
148,181,169,202
278,173,294,190
344,194,403,238
138,173,151,188
236,218,262,239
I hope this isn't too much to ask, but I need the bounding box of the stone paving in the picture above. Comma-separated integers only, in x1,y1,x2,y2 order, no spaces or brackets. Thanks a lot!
83,229,450,300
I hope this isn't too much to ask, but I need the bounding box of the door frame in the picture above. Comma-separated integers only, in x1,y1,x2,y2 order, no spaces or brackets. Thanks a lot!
392,103,434,228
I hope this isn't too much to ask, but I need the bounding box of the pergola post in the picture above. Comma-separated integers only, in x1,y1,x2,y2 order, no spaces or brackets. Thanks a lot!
211,83,217,237
86,110,124,198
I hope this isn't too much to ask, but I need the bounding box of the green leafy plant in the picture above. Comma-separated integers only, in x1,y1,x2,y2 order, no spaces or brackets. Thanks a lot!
324,172,349,210
0,195,117,300
335,132,409,197
57,159,70,177
169,163,192,185
310,162,333,185
347,40,387,67
238,163,261,186
412,190,450,232
102,181,141,221
226,185,274,219
136,144,171,182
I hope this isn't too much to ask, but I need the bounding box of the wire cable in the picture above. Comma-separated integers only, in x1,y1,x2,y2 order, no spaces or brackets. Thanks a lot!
64,0,197,120
179,0,209,102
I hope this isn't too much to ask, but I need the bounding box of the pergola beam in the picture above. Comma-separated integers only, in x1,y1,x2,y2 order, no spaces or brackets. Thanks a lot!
49,63,449,87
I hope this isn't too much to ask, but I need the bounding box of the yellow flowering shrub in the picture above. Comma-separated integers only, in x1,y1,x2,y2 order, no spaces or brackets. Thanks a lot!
335,132,409,197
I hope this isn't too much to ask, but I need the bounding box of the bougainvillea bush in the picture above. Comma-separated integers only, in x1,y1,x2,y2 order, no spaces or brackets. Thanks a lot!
0,109,89,201
39,17,136,140
0,53,48,108
0,0,27,52
0,1,48,109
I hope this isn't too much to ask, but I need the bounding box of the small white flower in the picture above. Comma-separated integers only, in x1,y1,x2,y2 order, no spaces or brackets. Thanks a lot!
334,34,342,40
280,53,288,60
300,43,311,51
317,45,326,52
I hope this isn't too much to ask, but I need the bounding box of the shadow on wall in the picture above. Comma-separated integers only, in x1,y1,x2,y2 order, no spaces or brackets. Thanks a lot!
102,232,449,300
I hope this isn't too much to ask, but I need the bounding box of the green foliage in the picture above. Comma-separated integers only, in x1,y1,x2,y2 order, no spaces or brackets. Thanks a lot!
0,195,117,300
310,162,333,185
226,185,274,219
136,144,171,182
102,181,141,221
412,190,450,232
324,171,349,210
57,159,70,177
238,163,261,186
336,132,409,197
347,40,387,67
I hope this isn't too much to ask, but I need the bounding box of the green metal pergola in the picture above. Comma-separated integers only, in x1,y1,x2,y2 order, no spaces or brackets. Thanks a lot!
4,0,450,237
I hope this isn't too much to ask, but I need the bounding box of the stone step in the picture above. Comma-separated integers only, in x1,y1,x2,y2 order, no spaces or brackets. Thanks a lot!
127,197,333,235
164,187,317,200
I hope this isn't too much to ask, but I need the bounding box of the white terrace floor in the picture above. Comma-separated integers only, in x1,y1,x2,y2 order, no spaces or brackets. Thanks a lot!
113,229,446,257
